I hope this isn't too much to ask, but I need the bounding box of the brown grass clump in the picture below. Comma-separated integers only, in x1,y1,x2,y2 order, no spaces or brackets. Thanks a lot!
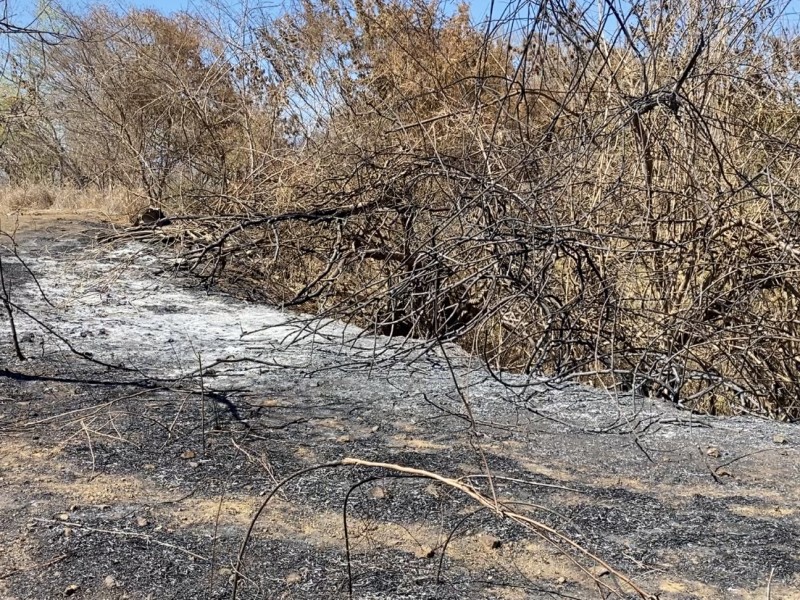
1,185,54,211
0,184,140,217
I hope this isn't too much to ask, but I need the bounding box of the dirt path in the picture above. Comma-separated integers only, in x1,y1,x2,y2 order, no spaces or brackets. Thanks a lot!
0,216,798,600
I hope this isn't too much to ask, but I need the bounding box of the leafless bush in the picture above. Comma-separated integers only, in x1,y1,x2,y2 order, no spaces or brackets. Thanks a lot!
3,185,54,210
5,0,800,419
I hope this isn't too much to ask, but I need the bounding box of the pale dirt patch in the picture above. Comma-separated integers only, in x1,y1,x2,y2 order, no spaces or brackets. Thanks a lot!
728,504,798,518
655,567,800,600
386,435,450,451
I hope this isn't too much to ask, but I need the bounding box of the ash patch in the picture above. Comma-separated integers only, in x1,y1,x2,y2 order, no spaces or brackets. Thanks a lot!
1,217,799,599
566,489,799,587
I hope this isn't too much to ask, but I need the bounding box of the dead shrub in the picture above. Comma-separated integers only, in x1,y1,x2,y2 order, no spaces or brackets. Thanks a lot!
2,185,55,211
6,0,800,419
0,184,140,216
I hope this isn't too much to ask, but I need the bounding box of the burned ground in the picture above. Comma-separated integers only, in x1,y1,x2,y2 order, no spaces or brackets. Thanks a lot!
0,216,798,600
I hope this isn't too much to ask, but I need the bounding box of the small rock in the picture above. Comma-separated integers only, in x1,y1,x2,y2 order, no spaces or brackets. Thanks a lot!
370,486,388,500
103,575,117,588
285,572,302,584
335,435,351,444
56,513,70,522
131,206,169,226
64,584,80,596
706,446,720,458
556,576,566,584
589,566,609,577
180,450,196,460
773,434,788,444
189,462,199,468
136,516,148,527
415,546,435,559
479,534,502,550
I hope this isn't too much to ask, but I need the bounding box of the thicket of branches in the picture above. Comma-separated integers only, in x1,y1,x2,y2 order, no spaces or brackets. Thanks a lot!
3,0,800,419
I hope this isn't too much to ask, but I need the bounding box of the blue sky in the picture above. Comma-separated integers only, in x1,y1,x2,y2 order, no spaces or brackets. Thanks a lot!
8,0,501,26
9,0,800,32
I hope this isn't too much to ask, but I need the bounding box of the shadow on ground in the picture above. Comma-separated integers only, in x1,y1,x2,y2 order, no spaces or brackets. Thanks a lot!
1,216,798,600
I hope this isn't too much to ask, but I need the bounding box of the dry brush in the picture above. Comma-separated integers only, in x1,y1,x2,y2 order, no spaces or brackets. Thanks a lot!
3,0,800,419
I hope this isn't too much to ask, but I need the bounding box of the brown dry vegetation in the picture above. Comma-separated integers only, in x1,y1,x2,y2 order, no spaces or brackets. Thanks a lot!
0,184,138,215
3,0,800,419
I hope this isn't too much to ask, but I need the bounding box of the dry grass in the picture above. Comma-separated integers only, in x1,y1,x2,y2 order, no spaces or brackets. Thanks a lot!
0,184,142,218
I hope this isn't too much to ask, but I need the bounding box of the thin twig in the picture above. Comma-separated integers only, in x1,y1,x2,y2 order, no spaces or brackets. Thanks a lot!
33,519,208,561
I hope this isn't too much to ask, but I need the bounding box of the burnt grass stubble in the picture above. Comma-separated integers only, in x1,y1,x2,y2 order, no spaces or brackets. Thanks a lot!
0,219,798,599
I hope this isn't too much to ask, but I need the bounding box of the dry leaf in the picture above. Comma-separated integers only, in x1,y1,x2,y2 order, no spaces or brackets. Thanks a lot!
370,486,388,499
424,483,440,498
